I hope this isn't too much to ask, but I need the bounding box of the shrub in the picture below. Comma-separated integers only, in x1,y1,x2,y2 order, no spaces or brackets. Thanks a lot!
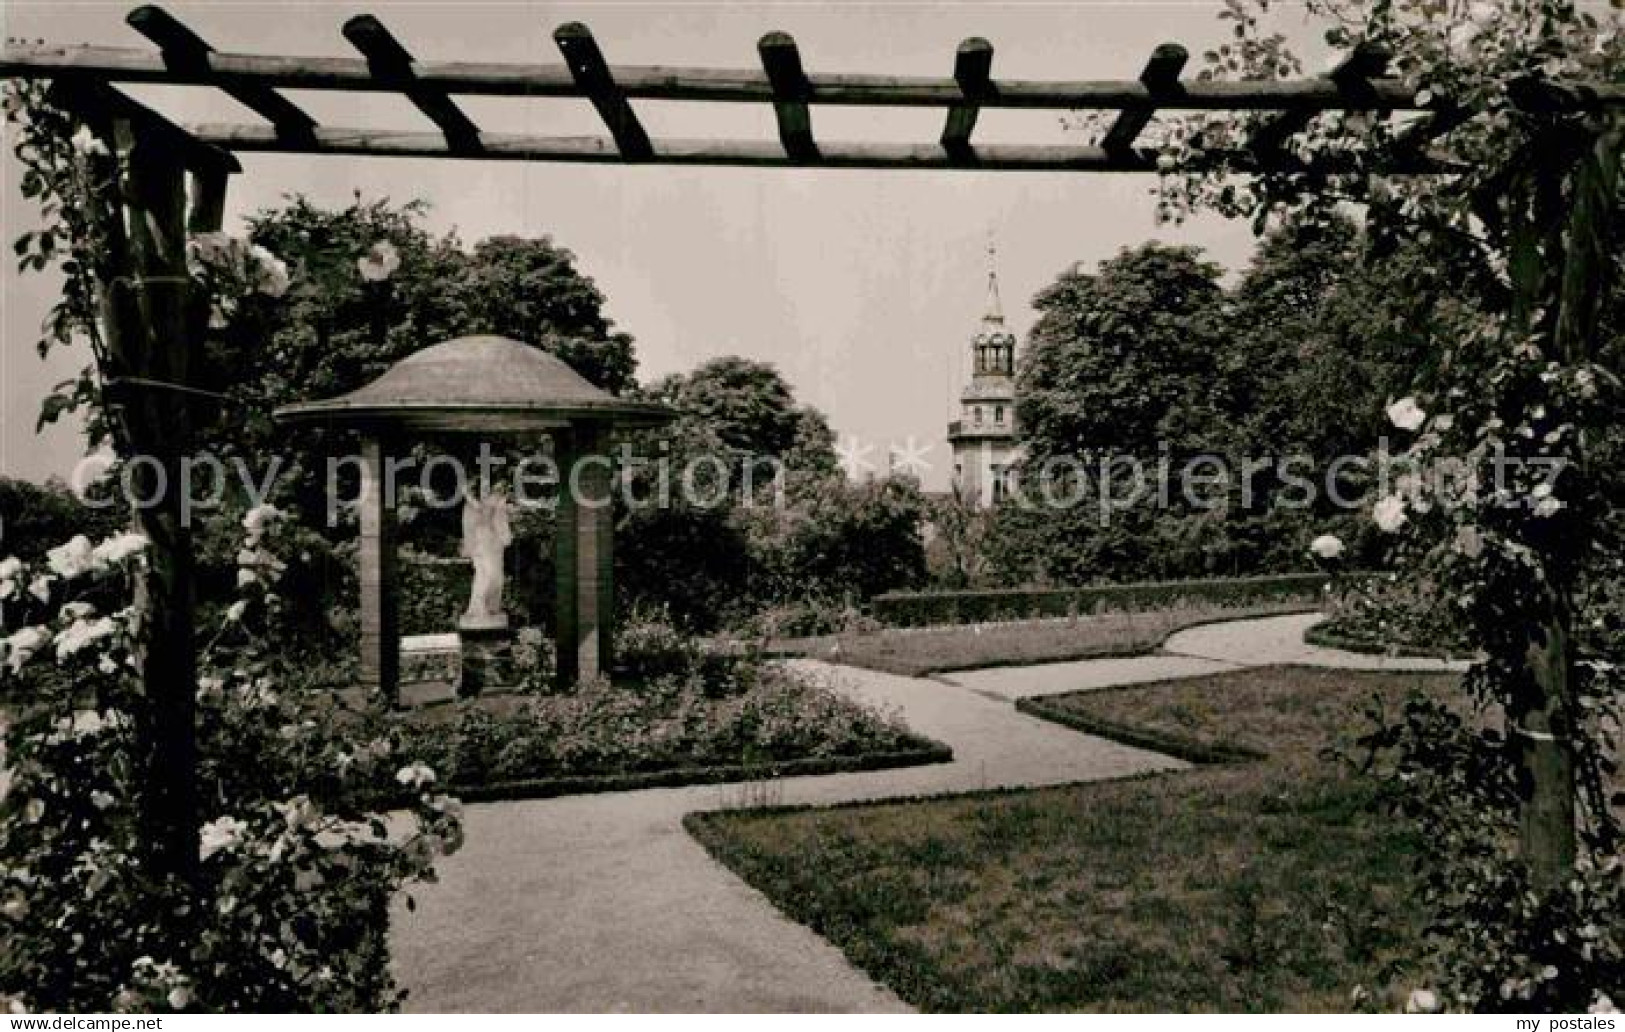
0,514,462,1013
1318,572,1473,657
871,572,1329,628
736,596,882,639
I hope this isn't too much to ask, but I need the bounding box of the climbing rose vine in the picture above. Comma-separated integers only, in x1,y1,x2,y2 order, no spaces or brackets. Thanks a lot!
0,510,463,1013
1127,0,1625,1012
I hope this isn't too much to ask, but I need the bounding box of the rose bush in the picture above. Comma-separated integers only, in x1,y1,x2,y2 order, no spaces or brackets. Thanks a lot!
1139,0,1625,1011
0,509,462,1013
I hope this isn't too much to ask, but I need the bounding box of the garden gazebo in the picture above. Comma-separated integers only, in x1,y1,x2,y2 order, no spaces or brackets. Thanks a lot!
275,334,671,702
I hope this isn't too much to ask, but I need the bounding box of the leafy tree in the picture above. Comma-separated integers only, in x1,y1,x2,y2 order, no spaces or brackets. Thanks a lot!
647,357,836,473
1017,244,1227,460
451,236,637,394
0,477,124,561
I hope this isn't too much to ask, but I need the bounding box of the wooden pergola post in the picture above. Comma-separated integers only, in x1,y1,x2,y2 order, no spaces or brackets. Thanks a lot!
74,92,234,883
554,423,615,687
357,434,401,705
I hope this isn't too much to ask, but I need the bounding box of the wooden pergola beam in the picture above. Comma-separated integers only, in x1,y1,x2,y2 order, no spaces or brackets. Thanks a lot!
187,122,1447,173
343,14,483,153
1249,41,1390,156
942,38,993,162
19,38,1620,112
554,22,652,161
1100,43,1187,155
759,32,817,162
126,4,317,145
48,77,240,177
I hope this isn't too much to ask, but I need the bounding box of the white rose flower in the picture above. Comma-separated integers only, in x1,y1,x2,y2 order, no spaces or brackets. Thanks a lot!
249,245,291,298
54,617,117,662
198,815,249,861
91,532,147,568
242,504,283,534
45,535,95,580
1373,494,1407,533
395,762,437,790
70,125,110,158
1309,534,1345,560
27,576,52,603
69,709,107,736
4,626,52,674
1531,482,1564,518
224,600,249,623
357,240,402,283
1386,396,1427,432
1406,988,1440,1013
1591,993,1618,1015
196,676,226,705
0,557,22,584
186,231,235,275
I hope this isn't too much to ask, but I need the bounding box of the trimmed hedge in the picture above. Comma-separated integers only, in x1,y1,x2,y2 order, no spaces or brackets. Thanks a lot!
1304,621,1474,662
431,739,952,805
872,572,1330,628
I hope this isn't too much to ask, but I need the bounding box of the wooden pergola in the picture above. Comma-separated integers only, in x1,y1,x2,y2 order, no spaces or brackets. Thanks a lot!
4,4,1621,886
9,5,1619,177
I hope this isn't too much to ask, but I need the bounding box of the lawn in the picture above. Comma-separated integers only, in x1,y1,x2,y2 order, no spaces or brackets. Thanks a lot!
687,666,1461,1012
776,600,1319,677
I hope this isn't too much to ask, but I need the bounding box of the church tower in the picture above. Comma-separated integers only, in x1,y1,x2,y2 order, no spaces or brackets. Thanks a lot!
948,241,1020,507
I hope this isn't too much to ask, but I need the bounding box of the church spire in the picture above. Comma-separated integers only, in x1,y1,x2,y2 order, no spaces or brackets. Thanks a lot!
983,234,1004,325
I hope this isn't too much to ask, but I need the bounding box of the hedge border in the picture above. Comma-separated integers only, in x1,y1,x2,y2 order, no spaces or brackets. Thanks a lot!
1303,622,1473,662
386,736,954,806
1015,694,1264,766
872,572,1331,628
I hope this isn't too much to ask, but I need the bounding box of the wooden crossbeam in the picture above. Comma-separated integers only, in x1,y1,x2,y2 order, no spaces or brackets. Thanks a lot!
1249,42,1390,156
126,5,317,145
49,78,240,176
554,22,652,161
941,38,993,161
1101,43,1187,155
187,122,1444,173
759,32,817,162
10,38,1620,112
342,14,482,153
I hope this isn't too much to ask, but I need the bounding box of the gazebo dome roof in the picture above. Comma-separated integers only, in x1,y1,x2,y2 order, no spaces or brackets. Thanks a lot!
274,334,671,432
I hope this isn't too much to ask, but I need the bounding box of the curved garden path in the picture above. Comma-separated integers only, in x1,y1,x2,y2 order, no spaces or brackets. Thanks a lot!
390,611,1464,1013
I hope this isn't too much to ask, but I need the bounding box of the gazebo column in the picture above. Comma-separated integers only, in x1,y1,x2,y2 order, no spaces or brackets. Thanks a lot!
357,434,400,705
554,423,615,686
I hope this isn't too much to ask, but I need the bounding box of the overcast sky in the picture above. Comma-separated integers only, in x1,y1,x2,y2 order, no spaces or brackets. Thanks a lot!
1,1,1335,490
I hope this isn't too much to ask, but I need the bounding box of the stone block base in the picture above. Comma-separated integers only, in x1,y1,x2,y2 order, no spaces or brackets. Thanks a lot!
458,625,516,697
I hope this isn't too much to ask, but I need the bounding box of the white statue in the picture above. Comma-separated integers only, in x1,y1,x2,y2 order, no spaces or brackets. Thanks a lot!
459,485,512,630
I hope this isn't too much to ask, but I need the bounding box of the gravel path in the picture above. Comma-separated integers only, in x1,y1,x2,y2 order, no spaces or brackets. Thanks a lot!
391,611,1464,1012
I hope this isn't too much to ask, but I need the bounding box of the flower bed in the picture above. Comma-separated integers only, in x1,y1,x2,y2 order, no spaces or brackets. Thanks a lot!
390,663,947,798
1317,573,1474,660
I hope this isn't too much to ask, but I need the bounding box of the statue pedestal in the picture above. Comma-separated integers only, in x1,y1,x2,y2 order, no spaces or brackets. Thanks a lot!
457,616,513,697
